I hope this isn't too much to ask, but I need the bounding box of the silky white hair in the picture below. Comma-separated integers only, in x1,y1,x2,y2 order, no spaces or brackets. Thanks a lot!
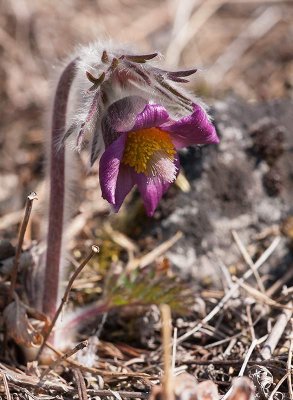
62,39,210,167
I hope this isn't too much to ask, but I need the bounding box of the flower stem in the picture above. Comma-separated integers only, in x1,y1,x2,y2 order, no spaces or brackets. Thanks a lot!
42,59,77,320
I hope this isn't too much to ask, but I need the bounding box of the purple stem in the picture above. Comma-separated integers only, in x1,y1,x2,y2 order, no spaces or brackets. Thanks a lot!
42,59,77,320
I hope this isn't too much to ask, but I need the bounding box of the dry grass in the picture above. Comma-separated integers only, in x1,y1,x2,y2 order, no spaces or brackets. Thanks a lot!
0,1,293,399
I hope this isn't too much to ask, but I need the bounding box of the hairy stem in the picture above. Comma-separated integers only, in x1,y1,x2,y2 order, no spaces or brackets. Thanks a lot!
42,59,77,320
60,301,110,332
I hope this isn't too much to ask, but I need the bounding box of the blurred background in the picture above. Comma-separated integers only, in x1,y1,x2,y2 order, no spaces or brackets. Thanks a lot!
0,0,292,229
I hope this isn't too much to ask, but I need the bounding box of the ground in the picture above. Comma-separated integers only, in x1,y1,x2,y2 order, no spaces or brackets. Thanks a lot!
0,1,292,399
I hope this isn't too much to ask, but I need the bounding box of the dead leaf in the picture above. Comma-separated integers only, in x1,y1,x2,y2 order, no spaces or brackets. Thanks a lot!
3,294,47,347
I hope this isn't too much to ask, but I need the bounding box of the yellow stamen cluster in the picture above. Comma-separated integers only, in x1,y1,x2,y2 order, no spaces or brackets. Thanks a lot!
122,128,175,175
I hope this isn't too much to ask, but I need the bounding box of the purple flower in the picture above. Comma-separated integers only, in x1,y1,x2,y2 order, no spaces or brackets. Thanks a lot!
99,96,219,216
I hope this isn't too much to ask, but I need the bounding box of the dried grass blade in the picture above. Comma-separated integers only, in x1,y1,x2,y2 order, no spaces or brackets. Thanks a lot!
160,304,174,400
0,372,12,400
234,278,293,311
73,369,88,400
260,301,292,360
177,237,281,345
232,229,265,293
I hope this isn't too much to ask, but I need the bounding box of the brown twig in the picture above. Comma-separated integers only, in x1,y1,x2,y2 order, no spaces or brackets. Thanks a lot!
73,369,88,400
160,304,174,400
40,340,88,380
37,245,99,359
246,304,256,342
44,341,151,378
8,192,38,303
0,372,12,400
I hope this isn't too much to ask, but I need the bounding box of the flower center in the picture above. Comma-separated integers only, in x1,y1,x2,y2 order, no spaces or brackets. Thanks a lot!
122,128,176,178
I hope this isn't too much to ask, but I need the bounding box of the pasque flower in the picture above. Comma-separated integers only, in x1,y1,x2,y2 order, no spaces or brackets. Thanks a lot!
37,44,219,353
63,45,219,216
99,95,219,216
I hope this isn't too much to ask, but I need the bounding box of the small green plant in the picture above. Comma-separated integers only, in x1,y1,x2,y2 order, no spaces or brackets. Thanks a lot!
103,266,194,313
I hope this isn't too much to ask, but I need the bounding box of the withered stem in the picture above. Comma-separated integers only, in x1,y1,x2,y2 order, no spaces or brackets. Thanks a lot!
9,192,38,303
160,304,174,400
44,341,150,378
40,340,88,380
38,246,99,359
73,368,88,400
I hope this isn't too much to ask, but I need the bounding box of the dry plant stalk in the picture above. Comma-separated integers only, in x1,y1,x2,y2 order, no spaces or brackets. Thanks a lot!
44,341,150,378
231,229,265,293
0,372,12,400
260,301,292,360
73,369,88,400
160,304,174,400
9,192,38,302
233,277,293,311
40,340,88,380
177,237,281,344
37,245,99,359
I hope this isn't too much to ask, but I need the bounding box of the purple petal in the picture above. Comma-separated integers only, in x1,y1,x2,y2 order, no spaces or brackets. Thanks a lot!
99,135,127,204
102,96,147,146
135,174,170,217
113,165,135,212
134,155,180,216
131,104,170,131
162,104,219,149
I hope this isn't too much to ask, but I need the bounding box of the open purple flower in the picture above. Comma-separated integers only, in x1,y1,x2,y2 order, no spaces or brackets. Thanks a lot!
99,96,219,216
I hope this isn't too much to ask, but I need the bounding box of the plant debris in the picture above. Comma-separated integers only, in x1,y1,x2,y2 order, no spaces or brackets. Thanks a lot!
0,1,293,399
